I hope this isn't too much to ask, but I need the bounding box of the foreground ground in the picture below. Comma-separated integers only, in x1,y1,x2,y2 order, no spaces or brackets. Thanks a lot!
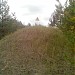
0,26,74,75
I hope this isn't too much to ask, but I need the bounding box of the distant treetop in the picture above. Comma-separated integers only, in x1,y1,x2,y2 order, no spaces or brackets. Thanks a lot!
35,17,40,21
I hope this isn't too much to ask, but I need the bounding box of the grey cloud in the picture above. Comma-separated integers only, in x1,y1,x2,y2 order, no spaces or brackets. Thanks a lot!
22,5,42,14
28,5,41,13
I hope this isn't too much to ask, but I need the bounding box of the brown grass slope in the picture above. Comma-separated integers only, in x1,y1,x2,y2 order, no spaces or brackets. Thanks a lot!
0,26,74,75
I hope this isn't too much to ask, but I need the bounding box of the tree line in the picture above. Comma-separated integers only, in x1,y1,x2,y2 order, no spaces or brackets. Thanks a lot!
49,0,75,45
0,0,25,39
49,0,75,65
49,0,75,29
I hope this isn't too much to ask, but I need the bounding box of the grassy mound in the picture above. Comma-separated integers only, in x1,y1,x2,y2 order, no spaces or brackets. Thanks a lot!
0,26,73,75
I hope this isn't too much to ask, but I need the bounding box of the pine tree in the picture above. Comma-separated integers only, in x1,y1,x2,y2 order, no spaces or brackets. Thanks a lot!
56,0,75,52
35,17,40,25
0,0,9,24
62,0,75,31
55,0,63,25
0,0,9,38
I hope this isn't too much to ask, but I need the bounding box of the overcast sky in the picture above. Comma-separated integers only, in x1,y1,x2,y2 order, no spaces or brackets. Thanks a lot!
8,0,66,25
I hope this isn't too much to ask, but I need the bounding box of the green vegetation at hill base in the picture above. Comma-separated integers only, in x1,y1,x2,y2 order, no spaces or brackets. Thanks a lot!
0,26,74,75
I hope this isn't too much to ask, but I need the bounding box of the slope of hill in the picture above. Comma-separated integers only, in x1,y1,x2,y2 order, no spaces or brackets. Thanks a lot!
0,26,73,75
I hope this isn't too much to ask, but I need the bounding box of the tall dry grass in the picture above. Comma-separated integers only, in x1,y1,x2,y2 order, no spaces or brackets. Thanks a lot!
0,26,74,75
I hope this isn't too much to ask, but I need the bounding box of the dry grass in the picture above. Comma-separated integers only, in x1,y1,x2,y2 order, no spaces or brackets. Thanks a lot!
0,26,74,75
